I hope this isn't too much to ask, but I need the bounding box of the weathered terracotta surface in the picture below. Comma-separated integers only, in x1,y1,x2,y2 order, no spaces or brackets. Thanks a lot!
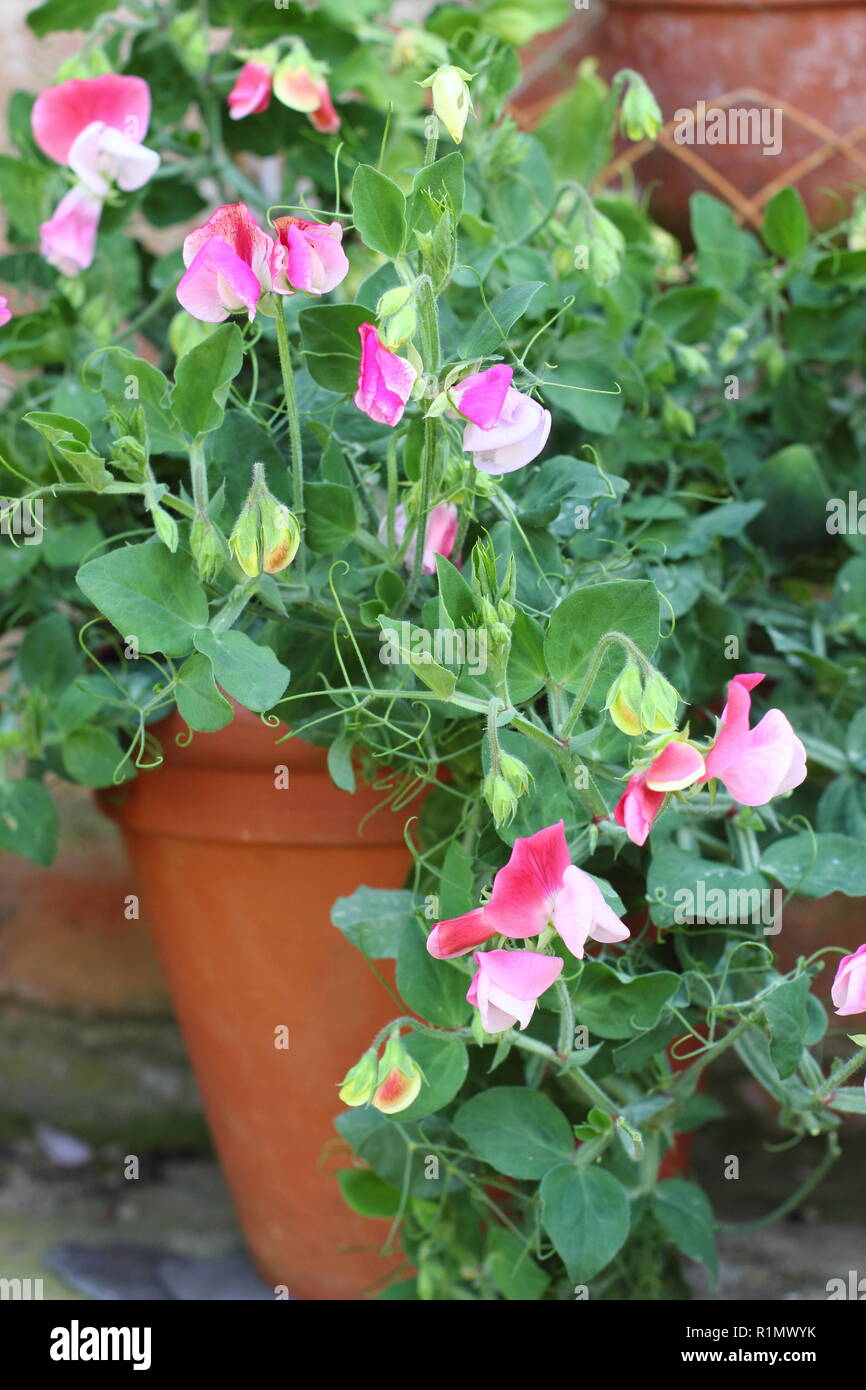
101,709,417,1300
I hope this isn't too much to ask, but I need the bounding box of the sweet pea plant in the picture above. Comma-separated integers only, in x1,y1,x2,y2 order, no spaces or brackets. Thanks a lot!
2,0,866,1301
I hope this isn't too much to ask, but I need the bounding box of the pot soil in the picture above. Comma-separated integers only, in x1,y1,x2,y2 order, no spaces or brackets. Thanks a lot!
100,707,422,1300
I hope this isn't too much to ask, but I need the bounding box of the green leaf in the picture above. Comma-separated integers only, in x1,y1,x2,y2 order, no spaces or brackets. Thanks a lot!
172,323,245,438
762,976,809,1081
378,618,458,698
827,1086,866,1115
690,192,753,290
571,961,680,1040
762,187,810,259
396,916,471,1027
459,281,544,359
336,1169,401,1219
541,360,623,435
335,1108,456,1198
27,0,115,34
408,152,465,233
175,653,233,732
76,543,209,657
393,1033,469,1122
327,733,356,794
0,155,51,239
192,628,290,713
453,1087,574,1180
480,0,570,44
438,839,476,920
0,780,58,866
487,1226,549,1301
652,1178,718,1282
298,304,370,394
650,286,720,343
351,165,407,258
331,886,418,960
540,1165,630,1282
61,727,132,789
760,833,866,899
506,609,547,704
544,580,660,692
304,481,358,553
18,612,79,695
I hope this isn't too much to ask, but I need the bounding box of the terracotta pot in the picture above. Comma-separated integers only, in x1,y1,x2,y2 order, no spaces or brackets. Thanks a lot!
516,0,866,238
100,708,421,1300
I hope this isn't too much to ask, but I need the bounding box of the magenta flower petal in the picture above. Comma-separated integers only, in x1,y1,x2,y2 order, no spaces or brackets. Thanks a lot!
176,237,263,322
309,79,341,134
832,943,866,1016
0,295,12,326
645,741,706,792
273,217,349,295
32,74,151,164
614,772,664,847
427,907,494,959
354,323,417,427
182,202,281,292
484,821,571,939
228,62,273,120
452,365,513,429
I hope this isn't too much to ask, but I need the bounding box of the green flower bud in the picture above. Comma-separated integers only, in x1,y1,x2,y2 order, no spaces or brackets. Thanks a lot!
191,515,225,584
382,301,418,349
260,496,300,575
151,503,179,554
606,663,644,736
718,325,749,367
619,71,663,142
498,751,533,797
377,285,413,318
229,501,261,578
338,1049,378,1107
420,65,474,145
590,211,625,287
662,396,695,438
676,344,711,377
483,771,519,828
641,671,680,734
372,1032,423,1114
110,434,147,476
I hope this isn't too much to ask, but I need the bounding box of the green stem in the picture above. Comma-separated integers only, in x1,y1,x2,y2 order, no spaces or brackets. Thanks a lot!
560,631,653,739
274,296,306,585
189,438,209,518
423,113,440,166
555,975,575,1060
210,577,259,634
817,1043,866,1101
400,416,437,613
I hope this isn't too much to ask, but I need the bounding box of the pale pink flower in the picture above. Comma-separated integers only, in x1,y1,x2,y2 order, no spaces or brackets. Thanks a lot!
831,943,866,1017
703,673,807,806
614,741,706,847
177,202,287,323
354,323,417,427
32,74,158,197
378,502,458,574
462,385,551,474
0,296,11,326
40,184,103,276
468,949,564,1034
273,57,340,134
428,821,629,961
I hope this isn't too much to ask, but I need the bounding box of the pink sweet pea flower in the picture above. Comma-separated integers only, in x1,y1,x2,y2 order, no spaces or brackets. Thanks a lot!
428,821,629,961
32,74,152,164
0,296,11,326
40,184,103,276
614,740,706,847
703,673,807,807
468,949,564,1034
463,385,551,474
273,55,341,134
177,202,286,323
378,502,458,574
451,364,513,429
831,943,866,1017
272,217,348,295
354,323,417,427
67,121,160,197
228,61,273,120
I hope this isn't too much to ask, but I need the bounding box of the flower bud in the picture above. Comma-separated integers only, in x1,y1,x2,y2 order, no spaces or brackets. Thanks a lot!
191,515,225,584
662,396,695,438
229,500,261,578
420,65,474,144
641,671,680,734
590,211,625,287
606,664,644,736
372,1032,422,1115
110,434,147,476
382,301,418,349
619,71,663,142
377,285,413,318
338,1049,378,1107
151,503,178,554
483,771,519,828
498,751,533,797
260,495,301,574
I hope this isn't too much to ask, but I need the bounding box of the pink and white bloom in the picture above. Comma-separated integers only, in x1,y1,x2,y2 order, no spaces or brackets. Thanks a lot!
428,821,629,961
703,673,807,807
614,740,706,847
39,184,103,276
228,61,273,120
354,323,417,427
272,216,348,295
378,502,458,574
177,202,287,323
831,943,866,1017
32,74,158,196
451,364,513,429
462,384,551,475
273,55,341,134
0,296,11,326
468,949,564,1034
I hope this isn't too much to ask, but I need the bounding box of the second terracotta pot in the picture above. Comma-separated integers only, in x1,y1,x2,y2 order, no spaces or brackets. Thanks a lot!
101,708,421,1300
